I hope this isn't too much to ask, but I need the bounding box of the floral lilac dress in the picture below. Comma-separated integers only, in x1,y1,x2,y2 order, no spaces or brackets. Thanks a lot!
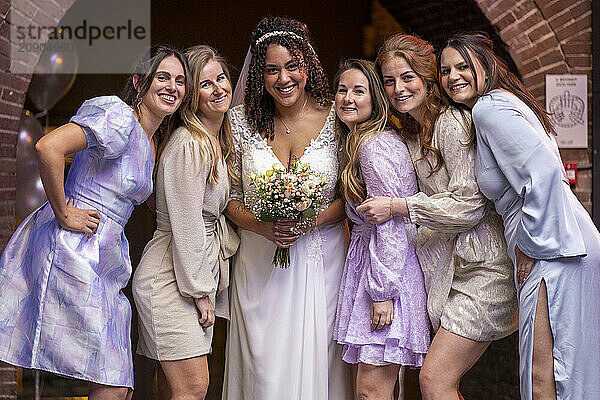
334,128,430,366
0,96,153,388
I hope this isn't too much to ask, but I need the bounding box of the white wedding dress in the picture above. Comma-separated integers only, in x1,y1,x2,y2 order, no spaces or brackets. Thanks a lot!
222,105,352,400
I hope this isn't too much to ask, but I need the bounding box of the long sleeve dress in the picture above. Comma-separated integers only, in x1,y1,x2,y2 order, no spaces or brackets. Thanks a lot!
0,96,154,388
404,107,517,341
472,89,600,400
334,128,430,367
222,105,352,400
132,126,239,360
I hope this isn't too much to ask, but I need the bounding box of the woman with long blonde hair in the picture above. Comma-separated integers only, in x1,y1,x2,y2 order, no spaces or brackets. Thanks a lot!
357,34,517,399
333,58,430,400
132,45,239,400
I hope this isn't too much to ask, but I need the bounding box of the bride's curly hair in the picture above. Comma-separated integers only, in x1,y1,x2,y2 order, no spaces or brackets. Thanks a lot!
244,16,331,138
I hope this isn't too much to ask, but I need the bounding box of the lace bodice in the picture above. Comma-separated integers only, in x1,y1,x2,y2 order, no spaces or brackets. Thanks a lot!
228,104,340,211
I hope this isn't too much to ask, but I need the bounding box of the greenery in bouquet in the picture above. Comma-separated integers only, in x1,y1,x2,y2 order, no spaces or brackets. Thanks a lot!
247,162,328,268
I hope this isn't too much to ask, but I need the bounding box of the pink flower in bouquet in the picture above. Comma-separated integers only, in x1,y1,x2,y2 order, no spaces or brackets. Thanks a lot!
295,198,312,212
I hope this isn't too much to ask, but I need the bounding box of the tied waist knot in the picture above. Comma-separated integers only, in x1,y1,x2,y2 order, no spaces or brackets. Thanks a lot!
156,209,240,295
349,223,372,273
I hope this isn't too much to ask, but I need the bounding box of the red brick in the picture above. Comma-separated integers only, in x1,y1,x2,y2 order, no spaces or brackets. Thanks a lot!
486,0,515,22
0,189,15,200
0,0,8,17
519,10,544,29
520,58,541,75
0,132,16,145
495,11,516,30
539,49,564,66
0,101,22,116
513,1,536,19
0,53,9,70
561,30,591,43
0,174,15,187
542,62,569,74
518,36,560,59
523,72,546,87
499,25,521,43
0,116,19,131
539,0,573,19
569,0,591,18
508,34,532,51
548,10,574,30
561,42,591,54
527,23,552,42
530,85,545,99
565,55,591,68
1,89,26,105
10,1,38,21
0,71,29,92
32,8,56,28
555,15,591,41
31,0,63,20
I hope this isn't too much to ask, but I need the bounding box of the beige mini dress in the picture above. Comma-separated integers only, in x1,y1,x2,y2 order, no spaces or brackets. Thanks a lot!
404,108,517,342
132,127,239,360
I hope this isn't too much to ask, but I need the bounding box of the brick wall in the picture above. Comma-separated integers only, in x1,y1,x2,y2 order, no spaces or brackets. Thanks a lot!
476,0,593,209
0,1,76,398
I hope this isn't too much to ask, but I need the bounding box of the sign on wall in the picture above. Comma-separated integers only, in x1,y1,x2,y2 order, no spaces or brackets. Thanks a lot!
545,74,588,148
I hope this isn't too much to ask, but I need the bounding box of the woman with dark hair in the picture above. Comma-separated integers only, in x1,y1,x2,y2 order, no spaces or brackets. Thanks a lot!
439,32,600,400
222,16,351,400
333,58,430,400
0,44,188,399
356,34,517,400
132,45,239,400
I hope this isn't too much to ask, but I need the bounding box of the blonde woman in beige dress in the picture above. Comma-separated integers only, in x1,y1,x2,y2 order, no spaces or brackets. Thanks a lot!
356,35,517,400
132,45,239,400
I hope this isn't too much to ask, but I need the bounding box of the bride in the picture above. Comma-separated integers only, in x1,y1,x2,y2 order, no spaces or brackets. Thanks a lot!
222,16,352,400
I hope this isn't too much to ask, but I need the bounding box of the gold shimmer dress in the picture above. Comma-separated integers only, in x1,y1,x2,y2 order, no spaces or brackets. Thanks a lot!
404,107,517,341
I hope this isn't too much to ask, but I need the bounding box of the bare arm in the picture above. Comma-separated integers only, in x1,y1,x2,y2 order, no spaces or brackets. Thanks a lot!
36,122,100,236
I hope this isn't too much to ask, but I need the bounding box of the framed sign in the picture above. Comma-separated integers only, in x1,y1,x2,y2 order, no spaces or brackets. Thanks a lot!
545,74,588,148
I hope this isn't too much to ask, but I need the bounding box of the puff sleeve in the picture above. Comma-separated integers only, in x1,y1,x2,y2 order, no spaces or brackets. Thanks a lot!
161,132,216,298
69,95,135,159
360,131,417,301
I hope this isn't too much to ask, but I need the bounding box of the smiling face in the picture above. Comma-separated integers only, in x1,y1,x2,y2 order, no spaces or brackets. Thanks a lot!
139,55,186,119
335,68,372,130
196,59,231,120
263,44,307,108
380,56,427,123
439,46,486,108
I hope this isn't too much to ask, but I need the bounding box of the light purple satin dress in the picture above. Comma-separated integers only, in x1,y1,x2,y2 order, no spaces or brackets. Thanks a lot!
0,96,153,388
334,128,430,367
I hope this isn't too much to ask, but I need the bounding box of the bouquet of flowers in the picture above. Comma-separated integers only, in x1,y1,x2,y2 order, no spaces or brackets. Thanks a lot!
248,162,328,268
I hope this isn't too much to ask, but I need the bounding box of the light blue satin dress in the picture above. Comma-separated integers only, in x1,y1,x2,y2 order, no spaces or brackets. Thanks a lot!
473,90,600,400
0,96,154,388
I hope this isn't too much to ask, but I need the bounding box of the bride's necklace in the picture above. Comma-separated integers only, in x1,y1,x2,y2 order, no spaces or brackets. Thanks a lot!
276,96,309,135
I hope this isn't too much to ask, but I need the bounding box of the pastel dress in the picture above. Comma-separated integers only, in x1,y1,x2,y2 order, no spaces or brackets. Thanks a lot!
132,126,239,360
222,105,352,400
334,128,430,367
403,107,517,341
0,96,154,388
473,89,600,400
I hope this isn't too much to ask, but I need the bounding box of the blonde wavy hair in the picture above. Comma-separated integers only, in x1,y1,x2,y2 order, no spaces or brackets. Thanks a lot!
336,59,388,204
375,34,448,176
171,45,237,184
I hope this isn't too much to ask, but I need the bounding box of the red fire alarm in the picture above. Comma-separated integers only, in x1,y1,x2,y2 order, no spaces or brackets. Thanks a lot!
563,162,577,185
